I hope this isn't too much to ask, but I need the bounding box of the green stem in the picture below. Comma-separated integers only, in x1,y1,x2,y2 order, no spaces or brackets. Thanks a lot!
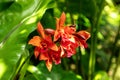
112,16,120,80
88,0,105,80
75,48,79,73
113,49,120,80
62,58,69,71
107,22,120,72
10,55,23,80
18,56,30,80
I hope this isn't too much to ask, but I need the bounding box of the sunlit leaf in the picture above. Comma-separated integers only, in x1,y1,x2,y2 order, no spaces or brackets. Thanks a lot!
0,0,55,79
26,62,82,80
93,71,109,80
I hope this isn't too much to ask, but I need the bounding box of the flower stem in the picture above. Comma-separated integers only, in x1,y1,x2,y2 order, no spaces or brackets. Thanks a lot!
88,0,105,80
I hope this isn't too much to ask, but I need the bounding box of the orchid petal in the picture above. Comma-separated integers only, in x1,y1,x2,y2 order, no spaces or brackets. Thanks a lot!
50,50,61,65
77,31,90,40
79,40,88,48
59,12,66,28
64,26,76,34
56,12,66,30
54,30,61,41
43,35,58,51
28,36,41,47
46,59,52,72
43,36,51,43
34,47,40,58
45,28,55,35
66,45,76,57
39,52,49,61
60,46,65,57
50,43,58,51
56,18,60,30
37,22,45,38
54,12,66,41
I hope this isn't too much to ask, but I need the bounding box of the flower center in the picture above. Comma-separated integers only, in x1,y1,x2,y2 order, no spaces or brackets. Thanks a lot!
41,42,48,50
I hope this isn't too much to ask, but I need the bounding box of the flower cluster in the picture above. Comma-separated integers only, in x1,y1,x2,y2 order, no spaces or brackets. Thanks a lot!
28,12,90,71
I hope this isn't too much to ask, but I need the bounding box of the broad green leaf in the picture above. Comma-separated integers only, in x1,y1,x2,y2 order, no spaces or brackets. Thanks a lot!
0,0,55,79
0,1,14,12
26,62,82,80
0,0,15,3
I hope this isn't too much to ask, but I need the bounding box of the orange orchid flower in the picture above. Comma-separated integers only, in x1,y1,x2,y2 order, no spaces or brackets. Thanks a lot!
28,12,90,71
54,12,90,57
28,22,60,71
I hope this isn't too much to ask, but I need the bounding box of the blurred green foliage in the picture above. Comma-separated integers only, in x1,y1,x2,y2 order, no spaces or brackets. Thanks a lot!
0,0,120,80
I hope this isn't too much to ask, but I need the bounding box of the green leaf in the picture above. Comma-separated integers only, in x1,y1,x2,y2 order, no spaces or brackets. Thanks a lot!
0,0,55,79
56,0,97,20
0,0,15,3
26,62,82,80
93,71,109,80
0,1,14,12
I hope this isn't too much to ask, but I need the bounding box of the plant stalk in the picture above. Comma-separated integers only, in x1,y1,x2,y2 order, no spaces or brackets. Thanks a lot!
88,0,105,80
